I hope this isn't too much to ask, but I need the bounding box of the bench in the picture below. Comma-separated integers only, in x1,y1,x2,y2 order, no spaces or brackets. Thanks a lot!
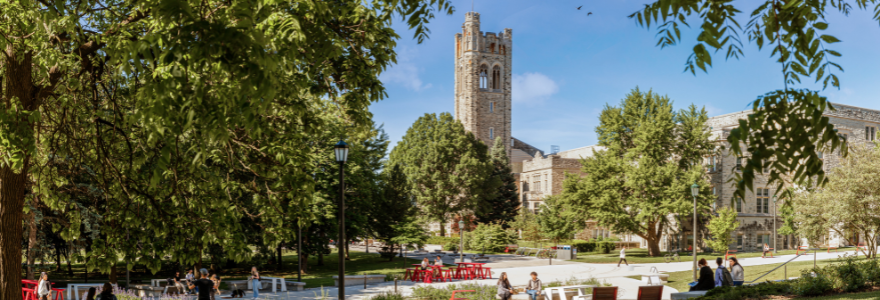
332,275,386,287
505,244,519,253
763,248,774,258
724,249,737,263
796,246,810,255
285,281,306,291
827,246,838,253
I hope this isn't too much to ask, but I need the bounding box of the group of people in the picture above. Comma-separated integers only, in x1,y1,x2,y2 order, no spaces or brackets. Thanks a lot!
495,271,543,300
35,272,117,300
419,256,446,270
689,257,745,291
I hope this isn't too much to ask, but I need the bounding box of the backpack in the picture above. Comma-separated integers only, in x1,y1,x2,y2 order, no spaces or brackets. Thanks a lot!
720,267,734,287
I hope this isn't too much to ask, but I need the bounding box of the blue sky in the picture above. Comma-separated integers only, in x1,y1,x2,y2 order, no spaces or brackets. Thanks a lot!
371,0,880,153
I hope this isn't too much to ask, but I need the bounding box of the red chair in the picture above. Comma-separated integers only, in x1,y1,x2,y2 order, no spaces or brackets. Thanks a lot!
481,267,492,279
22,288,38,300
449,289,475,300
637,286,662,300
404,268,414,280
442,269,454,281
411,269,421,282
592,286,618,300
421,270,434,283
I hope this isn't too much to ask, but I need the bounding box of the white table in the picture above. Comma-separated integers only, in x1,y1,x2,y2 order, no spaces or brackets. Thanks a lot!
150,279,167,287
544,285,596,300
66,283,112,300
670,291,708,300
247,277,287,292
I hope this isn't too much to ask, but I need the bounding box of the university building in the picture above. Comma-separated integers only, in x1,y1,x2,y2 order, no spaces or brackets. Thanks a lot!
440,11,880,251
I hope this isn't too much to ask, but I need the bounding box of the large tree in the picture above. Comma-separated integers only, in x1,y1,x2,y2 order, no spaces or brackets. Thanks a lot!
388,113,495,236
792,143,880,258
0,0,453,295
475,136,520,227
562,88,713,256
631,1,857,198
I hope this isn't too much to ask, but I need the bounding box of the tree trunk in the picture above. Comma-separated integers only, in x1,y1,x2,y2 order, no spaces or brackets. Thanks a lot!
345,241,350,261
109,263,117,284
26,209,37,280
318,228,325,266
55,242,62,272
65,247,73,276
276,244,282,271
439,221,446,237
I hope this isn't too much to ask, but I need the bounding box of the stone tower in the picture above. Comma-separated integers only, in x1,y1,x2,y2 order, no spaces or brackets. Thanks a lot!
454,12,513,155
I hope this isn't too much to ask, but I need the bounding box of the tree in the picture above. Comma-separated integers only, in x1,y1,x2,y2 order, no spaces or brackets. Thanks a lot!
475,137,520,227
562,88,713,256
706,207,740,253
631,1,856,198
0,0,454,295
792,143,880,258
510,207,541,244
389,216,429,251
373,164,416,260
535,195,580,245
388,113,495,236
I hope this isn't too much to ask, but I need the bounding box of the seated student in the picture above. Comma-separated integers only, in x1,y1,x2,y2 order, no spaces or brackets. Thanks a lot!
714,257,733,287
729,257,745,286
420,258,430,270
689,258,715,291
434,256,444,266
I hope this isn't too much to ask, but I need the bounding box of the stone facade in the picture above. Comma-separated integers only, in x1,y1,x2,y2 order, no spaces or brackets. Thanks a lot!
454,12,513,157
705,103,880,251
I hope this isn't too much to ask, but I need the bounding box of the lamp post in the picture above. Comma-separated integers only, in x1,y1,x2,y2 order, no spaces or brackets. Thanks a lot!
334,140,349,300
773,194,778,254
691,183,699,282
459,220,465,262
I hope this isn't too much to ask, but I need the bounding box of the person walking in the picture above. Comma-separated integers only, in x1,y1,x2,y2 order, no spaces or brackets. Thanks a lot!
525,272,542,300
95,283,118,300
714,257,733,287
249,267,261,299
617,246,628,267
37,272,52,300
728,257,745,286
496,272,512,300
188,268,215,300
689,258,715,291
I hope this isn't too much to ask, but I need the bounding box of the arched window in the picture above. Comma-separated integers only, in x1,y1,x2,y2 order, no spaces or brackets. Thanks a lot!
489,127,494,140
492,66,501,89
501,45,506,55
479,67,488,89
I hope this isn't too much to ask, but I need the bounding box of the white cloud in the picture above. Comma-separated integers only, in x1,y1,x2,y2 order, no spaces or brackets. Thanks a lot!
380,47,432,91
512,72,559,104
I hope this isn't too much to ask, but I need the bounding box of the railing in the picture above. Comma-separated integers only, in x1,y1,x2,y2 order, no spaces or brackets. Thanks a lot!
745,249,812,283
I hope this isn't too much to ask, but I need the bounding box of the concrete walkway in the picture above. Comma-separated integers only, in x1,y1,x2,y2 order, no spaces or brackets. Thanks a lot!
234,249,861,300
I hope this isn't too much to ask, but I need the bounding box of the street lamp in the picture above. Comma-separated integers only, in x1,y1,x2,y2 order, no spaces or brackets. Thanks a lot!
334,140,349,300
459,220,465,262
690,183,699,282
773,194,778,254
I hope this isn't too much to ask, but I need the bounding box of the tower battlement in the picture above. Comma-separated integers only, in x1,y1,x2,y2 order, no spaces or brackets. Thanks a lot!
454,12,512,155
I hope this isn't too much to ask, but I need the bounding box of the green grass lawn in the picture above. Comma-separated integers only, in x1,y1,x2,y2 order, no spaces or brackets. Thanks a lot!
23,249,420,289
570,247,850,264
662,256,871,292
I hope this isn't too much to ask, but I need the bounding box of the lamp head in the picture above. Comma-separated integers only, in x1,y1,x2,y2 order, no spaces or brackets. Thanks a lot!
334,140,349,163
690,183,699,197
458,220,465,229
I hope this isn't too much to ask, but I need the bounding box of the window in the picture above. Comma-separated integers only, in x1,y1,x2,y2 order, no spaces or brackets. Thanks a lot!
756,188,770,214
489,127,494,140
735,197,742,213
490,102,494,113
736,235,743,250
818,150,824,160
490,43,496,53
492,66,502,89
763,160,770,174
867,126,877,141
522,181,529,191
736,157,743,171
758,234,770,245
479,68,488,88
708,156,716,172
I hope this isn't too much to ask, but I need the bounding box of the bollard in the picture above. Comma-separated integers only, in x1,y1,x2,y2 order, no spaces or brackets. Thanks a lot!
785,265,787,280
364,272,367,289
395,278,398,293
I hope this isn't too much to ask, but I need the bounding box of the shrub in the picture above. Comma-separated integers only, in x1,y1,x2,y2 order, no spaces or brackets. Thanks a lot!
791,268,833,297
571,241,596,253
597,241,615,254
700,282,791,300
369,292,406,300
862,258,880,286
443,242,459,252
412,283,496,300
832,256,867,292
466,224,517,252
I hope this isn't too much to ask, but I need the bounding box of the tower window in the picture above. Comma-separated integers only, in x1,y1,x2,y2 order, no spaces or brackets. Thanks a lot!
492,66,501,89
479,68,488,89
866,126,876,141
490,43,495,53
501,45,506,55
490,102,494,113
489,127,494,140
511,138,515,147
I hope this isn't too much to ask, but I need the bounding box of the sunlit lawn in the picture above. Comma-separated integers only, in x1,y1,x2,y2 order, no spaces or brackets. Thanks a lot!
570,247,848,264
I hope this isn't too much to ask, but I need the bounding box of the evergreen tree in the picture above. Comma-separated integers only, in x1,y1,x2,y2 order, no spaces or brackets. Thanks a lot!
388,113,495,236
373,164,417,260
563,88,713,256
535,195,580,245
475,137,520,227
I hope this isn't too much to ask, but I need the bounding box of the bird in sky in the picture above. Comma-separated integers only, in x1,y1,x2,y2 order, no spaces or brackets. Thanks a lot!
577,5,582,10
587,12,593,16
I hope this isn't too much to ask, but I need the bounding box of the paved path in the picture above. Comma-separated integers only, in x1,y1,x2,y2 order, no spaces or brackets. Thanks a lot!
226,249,862,300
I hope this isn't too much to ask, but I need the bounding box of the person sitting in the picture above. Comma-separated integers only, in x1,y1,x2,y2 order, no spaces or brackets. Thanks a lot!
434,256,444,266
729,257,745,286
689,258,715,291
714,257,733,287
420,258,430,270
